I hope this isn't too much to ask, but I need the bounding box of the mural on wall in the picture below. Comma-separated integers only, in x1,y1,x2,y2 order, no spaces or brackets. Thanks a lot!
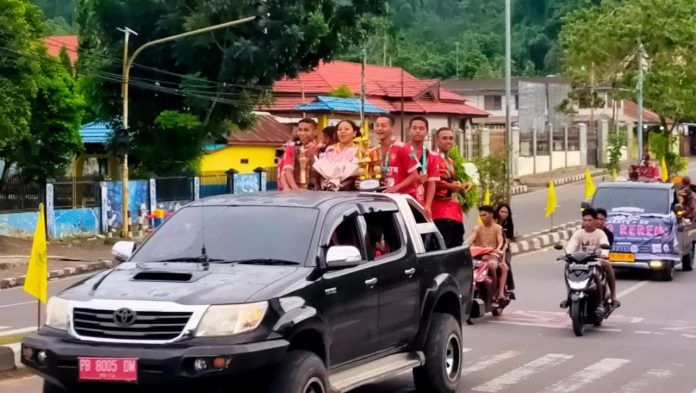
105,181,149,233
0,211,40,238
53,208,100,238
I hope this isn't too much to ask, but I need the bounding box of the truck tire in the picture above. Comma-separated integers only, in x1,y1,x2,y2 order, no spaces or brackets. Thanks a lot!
269,350,328,393
683,244,694,271
413,313,462,393
43,382,67,393
657,262,675,281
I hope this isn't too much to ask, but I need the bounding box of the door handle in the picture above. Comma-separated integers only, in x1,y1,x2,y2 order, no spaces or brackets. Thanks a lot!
365,278,378,287
404,268,416,277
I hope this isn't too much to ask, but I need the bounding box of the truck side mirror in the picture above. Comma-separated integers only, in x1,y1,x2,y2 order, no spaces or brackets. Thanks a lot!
326,246,362,269
674,203,685,217
112,241,136,263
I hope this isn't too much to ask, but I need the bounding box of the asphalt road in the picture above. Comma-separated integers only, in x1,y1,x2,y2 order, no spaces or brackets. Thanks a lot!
464,158,696,236
3,248,696,393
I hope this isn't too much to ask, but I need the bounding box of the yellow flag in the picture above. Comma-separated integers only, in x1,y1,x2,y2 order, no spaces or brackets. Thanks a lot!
611,168,618,179
545,181,557,218
477,186,491,224
23,204,48,304
584,168,596,200
661,157,669,182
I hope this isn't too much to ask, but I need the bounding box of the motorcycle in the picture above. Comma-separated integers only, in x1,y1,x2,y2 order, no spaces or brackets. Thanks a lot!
468,246,514,323
554,243,615,336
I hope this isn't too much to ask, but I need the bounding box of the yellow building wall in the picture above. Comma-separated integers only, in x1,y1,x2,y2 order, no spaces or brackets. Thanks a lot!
200,145,277,174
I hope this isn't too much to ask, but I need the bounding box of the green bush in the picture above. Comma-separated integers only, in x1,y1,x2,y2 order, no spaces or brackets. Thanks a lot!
607,129,628,174
648,132,686,176
473,154,508,206
448,147,479,213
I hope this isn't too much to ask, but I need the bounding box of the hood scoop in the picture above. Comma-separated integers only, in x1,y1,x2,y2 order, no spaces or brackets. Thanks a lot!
132,271,199,282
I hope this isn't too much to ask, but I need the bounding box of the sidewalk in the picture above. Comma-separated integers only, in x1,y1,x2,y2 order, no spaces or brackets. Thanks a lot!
519,165,607,188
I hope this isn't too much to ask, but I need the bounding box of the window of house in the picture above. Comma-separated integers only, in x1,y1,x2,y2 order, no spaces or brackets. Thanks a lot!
364,211,403,261
240,158,249,164
484,95,502,111
515,95,520,110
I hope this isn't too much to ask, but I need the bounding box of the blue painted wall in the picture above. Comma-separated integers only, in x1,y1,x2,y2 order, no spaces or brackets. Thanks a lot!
105,180,149,233
54,207,101,238
0,211,39,237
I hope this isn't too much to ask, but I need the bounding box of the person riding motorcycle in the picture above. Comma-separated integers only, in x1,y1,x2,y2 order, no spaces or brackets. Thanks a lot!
466,205,508,303
561,208,621,315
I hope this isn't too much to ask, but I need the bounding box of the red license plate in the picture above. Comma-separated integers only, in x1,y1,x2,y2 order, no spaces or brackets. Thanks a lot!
78,357,138,382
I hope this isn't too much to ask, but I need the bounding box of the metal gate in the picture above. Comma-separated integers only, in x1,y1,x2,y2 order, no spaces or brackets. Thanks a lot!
587,122,598,166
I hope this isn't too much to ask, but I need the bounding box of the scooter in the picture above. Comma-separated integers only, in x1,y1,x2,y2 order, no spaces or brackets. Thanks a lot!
468,246,514,323
554,243,615,336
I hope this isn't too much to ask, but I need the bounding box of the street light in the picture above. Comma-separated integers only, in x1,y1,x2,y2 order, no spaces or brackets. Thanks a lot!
118,14,261,238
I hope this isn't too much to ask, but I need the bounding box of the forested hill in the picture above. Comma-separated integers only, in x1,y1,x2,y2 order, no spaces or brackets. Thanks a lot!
32,0,601,79
341,0,601,79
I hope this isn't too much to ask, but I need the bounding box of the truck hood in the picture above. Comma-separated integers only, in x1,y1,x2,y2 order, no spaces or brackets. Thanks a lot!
59,262,301,305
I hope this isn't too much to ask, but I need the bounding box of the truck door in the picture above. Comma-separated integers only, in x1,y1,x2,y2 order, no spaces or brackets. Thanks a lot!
318,206,380,366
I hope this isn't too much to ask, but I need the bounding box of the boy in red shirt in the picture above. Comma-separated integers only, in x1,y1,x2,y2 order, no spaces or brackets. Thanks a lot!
431,127,471,248
373,115,421,197
408,116,440,218
281,118,321,191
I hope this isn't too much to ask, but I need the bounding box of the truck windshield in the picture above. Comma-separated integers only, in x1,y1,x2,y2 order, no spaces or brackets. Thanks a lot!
592,187,670,215
132,206,318,264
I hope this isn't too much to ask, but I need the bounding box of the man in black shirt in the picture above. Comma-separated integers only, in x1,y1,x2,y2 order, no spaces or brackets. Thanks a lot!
596,208,614,246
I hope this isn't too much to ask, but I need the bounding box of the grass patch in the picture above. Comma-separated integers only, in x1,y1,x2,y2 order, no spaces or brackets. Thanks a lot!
0,334,26,346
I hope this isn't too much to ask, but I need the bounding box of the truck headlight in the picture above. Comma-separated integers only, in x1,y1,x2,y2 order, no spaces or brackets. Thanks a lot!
45,297,70,331
196,302,268,337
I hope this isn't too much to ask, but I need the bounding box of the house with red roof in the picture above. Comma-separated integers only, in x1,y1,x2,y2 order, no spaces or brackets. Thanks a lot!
45,35,78,63
261,60,489,142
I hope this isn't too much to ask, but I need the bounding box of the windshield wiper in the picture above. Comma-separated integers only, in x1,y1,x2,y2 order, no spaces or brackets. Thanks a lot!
231,259,300,266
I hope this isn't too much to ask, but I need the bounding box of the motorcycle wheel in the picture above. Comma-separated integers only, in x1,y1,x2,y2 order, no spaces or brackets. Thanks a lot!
570,300,585,337
492,307,503,317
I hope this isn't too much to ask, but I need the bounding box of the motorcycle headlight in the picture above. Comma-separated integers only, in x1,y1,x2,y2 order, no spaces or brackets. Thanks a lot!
45,297,70,331
568,278,590,290
196,302,268,337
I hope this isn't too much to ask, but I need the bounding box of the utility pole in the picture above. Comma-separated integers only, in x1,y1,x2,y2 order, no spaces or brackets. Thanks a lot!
590,62,595,164
117,27,137,238
455,42,460,79
637,41,645,159
361,46,366,127
118,7,264,237
504,0,512,202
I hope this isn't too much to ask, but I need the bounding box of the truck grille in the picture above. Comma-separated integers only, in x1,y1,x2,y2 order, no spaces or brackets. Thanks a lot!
73,307,192,341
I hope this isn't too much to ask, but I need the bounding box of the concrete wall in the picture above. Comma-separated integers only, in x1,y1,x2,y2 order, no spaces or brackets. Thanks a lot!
0,211,39,237
201,145,277,174
516,152,582,177
53,207,100,238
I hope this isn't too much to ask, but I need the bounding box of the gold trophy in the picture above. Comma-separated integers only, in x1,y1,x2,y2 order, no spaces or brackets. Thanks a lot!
298,146,308,188
355,125,381,191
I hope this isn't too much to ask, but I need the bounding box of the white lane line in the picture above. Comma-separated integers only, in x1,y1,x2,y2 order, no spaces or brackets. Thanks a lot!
596,328,622,332
471,353,574,392
616,281,649,299
617,368,673,393
634,331,651,335
0,327,37,336
0,301,36,309
461,350,522,377
462,347,472,353
542,358,630,393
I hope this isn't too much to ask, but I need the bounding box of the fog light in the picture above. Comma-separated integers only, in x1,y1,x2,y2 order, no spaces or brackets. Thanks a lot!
21,346,34,361
193,358,208,372
37,350,47,365
212,357,230,369
649,261,663,269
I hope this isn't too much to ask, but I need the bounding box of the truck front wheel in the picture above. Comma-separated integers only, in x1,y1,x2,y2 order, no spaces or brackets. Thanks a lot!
413,313,462,393
269,350,328,393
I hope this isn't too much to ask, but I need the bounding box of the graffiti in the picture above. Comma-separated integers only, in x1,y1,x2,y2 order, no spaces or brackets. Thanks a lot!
105,181,149,233
53,208,100,238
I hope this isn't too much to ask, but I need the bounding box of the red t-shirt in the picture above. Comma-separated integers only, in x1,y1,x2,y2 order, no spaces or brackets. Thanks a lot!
413,148,441,206
431,154,463,223
376,141,421,198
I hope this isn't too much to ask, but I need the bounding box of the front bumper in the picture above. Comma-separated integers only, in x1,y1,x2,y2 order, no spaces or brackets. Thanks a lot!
610,258,678,270
21,331,289,389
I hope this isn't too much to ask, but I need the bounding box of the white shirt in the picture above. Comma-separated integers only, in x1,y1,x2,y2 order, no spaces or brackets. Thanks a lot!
566,229,610,257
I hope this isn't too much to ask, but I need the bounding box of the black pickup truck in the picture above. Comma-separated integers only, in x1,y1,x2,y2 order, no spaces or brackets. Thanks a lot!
22,192,474,393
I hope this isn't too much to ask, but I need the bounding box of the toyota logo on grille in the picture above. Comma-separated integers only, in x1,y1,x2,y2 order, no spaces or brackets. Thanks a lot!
113,308,137,327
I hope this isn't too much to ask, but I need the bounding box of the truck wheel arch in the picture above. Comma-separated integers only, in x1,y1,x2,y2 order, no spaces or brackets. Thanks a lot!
273,307,328,366
414,274,464,349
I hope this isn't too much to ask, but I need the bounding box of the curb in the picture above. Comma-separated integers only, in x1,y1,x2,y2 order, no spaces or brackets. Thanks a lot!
521,169,607,188
0,343,21,372
510,221,580,255
0,260,114,290
511,185,528,195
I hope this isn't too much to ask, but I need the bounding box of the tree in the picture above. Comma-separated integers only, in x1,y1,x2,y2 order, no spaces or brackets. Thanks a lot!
76,0,387,176
328,84,354,98
561,0,696,132
0,0,45,180
6,50,85,183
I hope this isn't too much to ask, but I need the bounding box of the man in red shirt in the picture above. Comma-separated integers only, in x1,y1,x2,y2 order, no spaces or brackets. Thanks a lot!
431,127,471,248
373,114,421,197
281,118,321,191
408,116,440,218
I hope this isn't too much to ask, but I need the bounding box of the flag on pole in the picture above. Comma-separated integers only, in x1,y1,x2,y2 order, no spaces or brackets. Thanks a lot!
545,181,557,218
24,203,48,303
611,168,618,179
584,168,596,200
477,186,491,224
661,157,669,182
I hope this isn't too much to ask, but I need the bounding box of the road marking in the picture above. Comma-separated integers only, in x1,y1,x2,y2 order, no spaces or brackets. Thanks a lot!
0,301,35,309
617,368,673,393
542,358,630,393
461,350,522,377
488,321,566,329
616,281,649,299
462,347,472,353
0,273,94,291
683,334,696,339
596,327,622,332
0,327,37,336
471,353,574,392
634,331,651,335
